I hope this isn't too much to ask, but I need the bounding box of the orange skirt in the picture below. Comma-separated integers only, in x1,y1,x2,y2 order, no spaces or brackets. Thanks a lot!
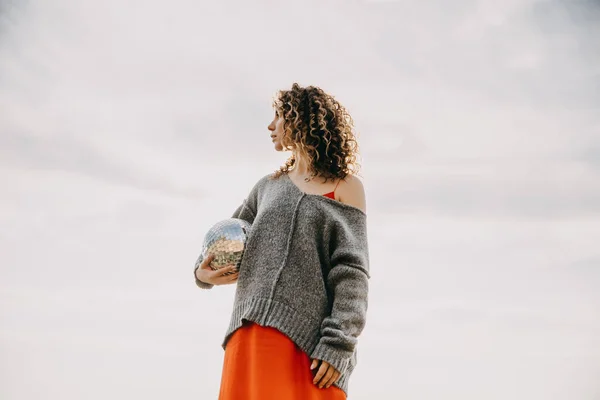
219,321,347,400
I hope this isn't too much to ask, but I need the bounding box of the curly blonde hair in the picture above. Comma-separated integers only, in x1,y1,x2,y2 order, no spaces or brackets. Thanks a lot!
270,83,361,182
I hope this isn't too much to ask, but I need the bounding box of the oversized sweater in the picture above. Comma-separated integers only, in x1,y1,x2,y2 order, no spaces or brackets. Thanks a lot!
194,172,370,395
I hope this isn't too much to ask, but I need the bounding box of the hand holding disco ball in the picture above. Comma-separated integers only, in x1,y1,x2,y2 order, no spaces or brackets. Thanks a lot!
194,218,252,286
195,254,240,286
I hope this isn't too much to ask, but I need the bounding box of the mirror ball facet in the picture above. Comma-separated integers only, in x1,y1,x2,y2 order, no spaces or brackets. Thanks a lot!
196,218,252,276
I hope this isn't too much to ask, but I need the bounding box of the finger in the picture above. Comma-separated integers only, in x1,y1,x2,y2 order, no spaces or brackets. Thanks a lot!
324,370,340,388
200,254,215,269
218,265,238,276
216,272,239,285
226,272,240,282
207,264,232,278
310,359,319,370
313,361,328,386
209,264,232,276
216,269,237,280
319,365,334,388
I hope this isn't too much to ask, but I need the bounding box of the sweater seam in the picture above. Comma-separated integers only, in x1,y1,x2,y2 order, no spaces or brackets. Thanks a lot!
240,199,256,218
264,194,304,316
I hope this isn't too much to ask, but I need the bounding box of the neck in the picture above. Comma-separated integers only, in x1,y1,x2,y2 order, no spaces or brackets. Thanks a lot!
292,151,312,176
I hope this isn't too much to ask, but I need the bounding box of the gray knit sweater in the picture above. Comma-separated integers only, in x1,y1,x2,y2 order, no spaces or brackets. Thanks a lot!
194,172,370,395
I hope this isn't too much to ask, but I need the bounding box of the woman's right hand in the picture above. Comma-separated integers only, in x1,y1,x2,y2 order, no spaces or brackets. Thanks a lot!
195,254,240,286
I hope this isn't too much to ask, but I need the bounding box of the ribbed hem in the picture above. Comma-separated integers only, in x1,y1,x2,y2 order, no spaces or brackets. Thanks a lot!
335,357,356,396
222,297,321,352
194,277,214,289
310,342,351,377
220,296,354,395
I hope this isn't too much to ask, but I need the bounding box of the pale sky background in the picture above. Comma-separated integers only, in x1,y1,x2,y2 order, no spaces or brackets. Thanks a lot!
1,0,599,399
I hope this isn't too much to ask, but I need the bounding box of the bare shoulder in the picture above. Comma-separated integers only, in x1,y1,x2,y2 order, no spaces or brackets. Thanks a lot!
338,174,367,214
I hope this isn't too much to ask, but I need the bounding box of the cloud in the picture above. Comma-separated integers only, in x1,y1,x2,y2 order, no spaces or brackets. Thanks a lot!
1,0,599,399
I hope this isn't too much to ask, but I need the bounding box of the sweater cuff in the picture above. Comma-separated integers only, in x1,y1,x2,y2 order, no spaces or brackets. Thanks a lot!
310,342,351,376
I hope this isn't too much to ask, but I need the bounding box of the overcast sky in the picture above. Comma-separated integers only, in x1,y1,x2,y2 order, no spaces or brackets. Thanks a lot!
1,0,599,399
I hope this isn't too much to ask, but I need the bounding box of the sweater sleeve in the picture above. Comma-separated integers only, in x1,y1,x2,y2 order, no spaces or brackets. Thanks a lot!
231,173,264,223
193,175,263,289
310,210,370,375
230,197,257,224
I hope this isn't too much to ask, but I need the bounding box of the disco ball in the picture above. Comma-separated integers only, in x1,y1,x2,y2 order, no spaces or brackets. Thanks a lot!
198,218,252,276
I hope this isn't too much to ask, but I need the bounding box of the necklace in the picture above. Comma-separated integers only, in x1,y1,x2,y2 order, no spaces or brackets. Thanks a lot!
304,172,317,182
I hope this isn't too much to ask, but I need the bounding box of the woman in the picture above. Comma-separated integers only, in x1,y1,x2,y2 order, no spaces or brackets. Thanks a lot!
194,83,370,400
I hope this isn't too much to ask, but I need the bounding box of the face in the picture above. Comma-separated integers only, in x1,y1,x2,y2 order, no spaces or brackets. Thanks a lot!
268,110,286,151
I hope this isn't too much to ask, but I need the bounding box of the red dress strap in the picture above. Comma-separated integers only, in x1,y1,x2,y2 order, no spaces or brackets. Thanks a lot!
332,178,342,192
323,179,342,199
